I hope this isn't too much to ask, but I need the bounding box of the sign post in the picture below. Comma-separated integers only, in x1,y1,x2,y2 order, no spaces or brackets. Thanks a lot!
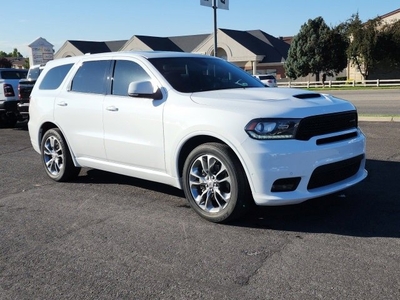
200,0,229,57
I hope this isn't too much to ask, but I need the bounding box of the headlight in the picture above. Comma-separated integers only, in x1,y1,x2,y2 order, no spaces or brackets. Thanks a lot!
245,118,300,140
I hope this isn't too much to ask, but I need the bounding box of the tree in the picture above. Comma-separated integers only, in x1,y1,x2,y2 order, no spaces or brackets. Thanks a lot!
325,25,349,76
11,48,22,58
285,17,348,81
0,48,23,58
0,58,12,68
345,13,381,80
377,19,400,68
23,58,30,69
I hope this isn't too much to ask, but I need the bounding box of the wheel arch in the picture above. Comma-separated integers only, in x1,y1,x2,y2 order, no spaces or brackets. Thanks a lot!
38,122,58,148
177,135,252,190
38,122,79,167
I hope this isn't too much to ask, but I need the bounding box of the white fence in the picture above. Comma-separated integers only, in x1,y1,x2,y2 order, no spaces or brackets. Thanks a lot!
277,79,400,88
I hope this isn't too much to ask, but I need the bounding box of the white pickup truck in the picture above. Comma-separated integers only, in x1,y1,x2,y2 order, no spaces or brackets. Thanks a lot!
0,68,28,127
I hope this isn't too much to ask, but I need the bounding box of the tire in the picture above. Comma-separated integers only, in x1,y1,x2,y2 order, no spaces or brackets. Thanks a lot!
0,114,17,128
40,128,81,182
182,143,251,223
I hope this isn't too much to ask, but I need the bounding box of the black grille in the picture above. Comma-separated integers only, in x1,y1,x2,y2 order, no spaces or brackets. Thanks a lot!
296,111,358,141
307,154,364,190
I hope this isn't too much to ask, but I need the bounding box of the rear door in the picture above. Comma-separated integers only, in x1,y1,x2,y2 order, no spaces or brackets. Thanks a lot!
54,59,111,160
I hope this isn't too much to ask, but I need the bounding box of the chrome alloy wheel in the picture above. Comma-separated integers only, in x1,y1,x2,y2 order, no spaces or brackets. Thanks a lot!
188,154,232,213
43,135,64,176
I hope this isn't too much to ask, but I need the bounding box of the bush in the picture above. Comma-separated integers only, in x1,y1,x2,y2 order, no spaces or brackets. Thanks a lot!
0,58,11,68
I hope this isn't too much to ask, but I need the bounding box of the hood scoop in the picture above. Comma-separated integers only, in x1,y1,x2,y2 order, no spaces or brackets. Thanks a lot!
293,93,322,99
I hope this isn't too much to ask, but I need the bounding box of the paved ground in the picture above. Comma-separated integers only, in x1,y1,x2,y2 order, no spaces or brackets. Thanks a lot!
0,120,399,300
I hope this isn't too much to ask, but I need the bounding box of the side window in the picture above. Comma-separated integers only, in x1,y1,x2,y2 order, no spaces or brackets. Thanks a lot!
71,60,110,94
112,60,151,96
39,63,73,90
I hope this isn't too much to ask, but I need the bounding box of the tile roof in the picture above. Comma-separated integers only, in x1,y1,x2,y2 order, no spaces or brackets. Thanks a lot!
68,40,127,54
169,34,210,52
220,29,290,63
135,36,183,52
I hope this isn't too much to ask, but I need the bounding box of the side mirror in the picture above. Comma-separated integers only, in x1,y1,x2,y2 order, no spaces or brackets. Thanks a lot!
128,81,162,100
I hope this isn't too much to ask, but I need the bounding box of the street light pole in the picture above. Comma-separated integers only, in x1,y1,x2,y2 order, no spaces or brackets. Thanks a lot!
213,0,217,57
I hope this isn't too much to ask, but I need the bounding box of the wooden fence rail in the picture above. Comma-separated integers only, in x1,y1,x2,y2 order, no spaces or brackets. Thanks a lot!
277,79,400,88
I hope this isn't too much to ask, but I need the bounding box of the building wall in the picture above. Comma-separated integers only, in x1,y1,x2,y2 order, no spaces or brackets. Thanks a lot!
119,38,153,51
54,42,83,59
381,10,400,23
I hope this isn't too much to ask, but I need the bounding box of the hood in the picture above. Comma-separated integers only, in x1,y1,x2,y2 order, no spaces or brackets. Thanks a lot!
189,87,356,118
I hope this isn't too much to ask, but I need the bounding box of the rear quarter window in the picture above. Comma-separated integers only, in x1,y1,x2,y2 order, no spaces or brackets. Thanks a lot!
39,63,74,90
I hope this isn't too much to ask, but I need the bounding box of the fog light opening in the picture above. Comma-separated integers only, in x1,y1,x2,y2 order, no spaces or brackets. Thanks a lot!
271,177,301,192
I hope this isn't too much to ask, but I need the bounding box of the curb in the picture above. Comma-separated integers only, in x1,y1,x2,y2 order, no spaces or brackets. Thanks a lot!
359,116,400,122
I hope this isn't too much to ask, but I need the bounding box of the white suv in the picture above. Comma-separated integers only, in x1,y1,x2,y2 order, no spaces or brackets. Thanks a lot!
253,74,277,87
28,51,367,223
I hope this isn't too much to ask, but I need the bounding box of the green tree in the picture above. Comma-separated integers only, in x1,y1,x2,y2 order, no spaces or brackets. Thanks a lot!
345,13,381,80
285,17,348,81
377,19,400,67
0,51,7,58
10,48,22,58
0,57,12,68
23,58,30,69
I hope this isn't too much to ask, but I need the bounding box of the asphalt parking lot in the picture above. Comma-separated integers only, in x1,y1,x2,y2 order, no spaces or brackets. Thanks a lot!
1,121,399,300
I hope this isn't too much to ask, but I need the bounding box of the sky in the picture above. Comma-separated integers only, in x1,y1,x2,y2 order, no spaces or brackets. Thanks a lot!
2,0,399,57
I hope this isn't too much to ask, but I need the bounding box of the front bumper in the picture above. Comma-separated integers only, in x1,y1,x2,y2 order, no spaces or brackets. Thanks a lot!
240,128,367,206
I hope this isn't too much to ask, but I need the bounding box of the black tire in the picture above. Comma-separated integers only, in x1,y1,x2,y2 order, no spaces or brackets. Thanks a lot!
182,143,251,223
40,128,81,182
0,114,17,128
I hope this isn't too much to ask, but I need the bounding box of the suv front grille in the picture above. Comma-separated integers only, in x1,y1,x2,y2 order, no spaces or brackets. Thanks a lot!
296,111,358,141
307,154,364,190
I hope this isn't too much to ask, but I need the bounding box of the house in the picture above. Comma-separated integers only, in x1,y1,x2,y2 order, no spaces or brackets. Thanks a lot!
10,58,26,69
54,28,290,79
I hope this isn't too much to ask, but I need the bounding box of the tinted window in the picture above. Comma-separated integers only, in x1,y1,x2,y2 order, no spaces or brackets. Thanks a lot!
71,60,110,94
39,63,73,90
259,75,275,80
112,60,150,96
1,70,27,79
27,67,43,80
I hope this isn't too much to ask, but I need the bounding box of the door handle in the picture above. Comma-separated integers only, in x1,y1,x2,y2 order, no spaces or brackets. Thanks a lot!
57,101,67,106
106,106,119,111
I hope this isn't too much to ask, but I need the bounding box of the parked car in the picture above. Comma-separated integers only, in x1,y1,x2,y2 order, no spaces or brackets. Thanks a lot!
253,74,277,87
17,64,45,119
28,51,367,223
0,68,28,127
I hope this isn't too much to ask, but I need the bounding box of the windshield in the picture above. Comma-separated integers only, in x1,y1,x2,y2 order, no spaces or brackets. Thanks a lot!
149,56,264,93
27,67,43,80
